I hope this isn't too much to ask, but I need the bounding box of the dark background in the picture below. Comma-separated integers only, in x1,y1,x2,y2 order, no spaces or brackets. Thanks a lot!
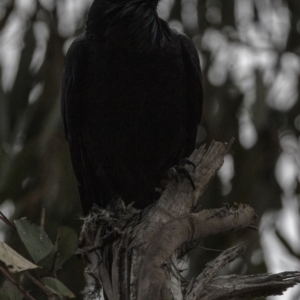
0,0,299,298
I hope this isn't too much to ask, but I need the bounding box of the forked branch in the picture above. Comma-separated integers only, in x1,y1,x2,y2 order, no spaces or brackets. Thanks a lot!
79,139,300,300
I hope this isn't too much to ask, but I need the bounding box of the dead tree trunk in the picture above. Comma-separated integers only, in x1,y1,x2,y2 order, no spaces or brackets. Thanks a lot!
77,140,300,300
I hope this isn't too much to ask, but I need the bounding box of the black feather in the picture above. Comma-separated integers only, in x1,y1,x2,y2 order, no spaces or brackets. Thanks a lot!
61,0,203,214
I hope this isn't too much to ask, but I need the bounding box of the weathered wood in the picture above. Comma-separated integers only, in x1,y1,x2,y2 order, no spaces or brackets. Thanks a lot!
130,139,234,299
186,244,247,299
138,206,256,300
79,139,300,300
194,272,300,300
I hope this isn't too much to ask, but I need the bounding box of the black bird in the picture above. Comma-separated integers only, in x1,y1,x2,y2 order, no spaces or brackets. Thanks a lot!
61,0,203,215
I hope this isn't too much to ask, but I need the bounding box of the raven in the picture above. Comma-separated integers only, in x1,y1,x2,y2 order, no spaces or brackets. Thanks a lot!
61,0,203,215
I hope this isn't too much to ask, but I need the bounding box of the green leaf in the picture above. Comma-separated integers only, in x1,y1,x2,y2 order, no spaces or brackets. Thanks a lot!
54,226,78,271
0,290,10,300
0,281,23,300
0,241,38,273
36,243,58,272
41,277,75,298
28,289,54,300
14,218,53,264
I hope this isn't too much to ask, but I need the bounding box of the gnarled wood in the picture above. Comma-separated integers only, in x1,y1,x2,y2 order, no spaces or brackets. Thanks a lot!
78,139,300,300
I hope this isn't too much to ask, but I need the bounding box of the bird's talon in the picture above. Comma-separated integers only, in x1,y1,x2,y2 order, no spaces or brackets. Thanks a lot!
168,167,180,183
168,165,195,189
180,158,196,171
177,166,195,189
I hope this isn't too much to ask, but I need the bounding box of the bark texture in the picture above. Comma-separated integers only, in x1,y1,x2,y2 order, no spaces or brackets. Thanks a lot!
77,140,300,300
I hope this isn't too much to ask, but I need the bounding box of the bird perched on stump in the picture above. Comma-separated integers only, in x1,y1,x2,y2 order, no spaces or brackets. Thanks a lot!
61,0,203,215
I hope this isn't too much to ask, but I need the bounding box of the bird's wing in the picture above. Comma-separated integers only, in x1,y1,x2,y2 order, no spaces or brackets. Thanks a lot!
61,34,88,141
61,34,104,215
178,33,203,156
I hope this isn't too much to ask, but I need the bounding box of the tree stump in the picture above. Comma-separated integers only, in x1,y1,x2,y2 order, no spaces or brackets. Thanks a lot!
77,140,300,300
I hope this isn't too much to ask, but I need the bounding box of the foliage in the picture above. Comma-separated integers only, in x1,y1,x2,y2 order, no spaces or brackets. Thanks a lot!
0,240,38,273
0,0,299,298
0,213,77,299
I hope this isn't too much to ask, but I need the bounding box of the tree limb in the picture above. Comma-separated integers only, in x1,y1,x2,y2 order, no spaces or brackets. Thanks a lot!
130,140,234,299
79,139,300,300
186,244,246,298
138,205,256,300
196,272,300,300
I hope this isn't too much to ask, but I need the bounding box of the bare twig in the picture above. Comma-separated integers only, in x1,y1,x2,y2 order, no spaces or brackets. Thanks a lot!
0,212,54,297
40,205,46,230
0,211,17,231
0,265,36,300
24,271,54,298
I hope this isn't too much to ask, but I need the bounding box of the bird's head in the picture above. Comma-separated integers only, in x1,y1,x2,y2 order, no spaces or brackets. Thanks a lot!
86,0,170,51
